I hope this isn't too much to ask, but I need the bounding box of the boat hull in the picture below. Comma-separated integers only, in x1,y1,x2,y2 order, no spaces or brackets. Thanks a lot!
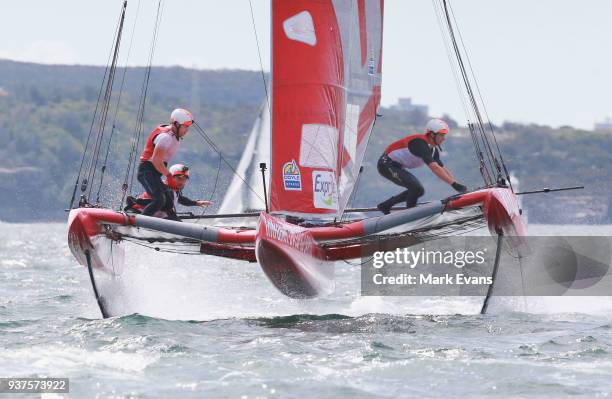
256,212,334,298
67,208,130,271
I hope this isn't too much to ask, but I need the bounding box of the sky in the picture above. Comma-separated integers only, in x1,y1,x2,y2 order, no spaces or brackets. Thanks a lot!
1,0,611,129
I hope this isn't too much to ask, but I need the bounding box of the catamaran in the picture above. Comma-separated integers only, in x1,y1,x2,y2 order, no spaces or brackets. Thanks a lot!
67,0,527,318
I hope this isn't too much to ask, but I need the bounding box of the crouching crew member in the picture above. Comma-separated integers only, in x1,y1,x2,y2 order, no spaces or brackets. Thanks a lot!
126,163,212,220
377,118,468,215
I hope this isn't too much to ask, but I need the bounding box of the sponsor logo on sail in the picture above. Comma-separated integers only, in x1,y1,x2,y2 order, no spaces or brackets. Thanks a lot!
283,11,317,46
282,160,302,190
312,171,338,210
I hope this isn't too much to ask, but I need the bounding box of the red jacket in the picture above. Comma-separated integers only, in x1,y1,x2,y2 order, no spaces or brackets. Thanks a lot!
383,134,437,169
139,125,173,162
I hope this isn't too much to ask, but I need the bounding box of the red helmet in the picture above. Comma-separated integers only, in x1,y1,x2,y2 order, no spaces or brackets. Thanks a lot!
166,164,190,190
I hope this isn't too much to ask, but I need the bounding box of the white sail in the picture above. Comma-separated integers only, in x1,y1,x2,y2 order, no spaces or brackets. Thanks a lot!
217,101,270,215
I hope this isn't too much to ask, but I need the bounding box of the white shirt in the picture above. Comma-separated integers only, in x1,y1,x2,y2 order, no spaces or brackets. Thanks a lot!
153,132,180,162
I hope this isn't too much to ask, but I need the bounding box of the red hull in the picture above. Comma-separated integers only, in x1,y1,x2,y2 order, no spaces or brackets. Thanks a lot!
67,208,133,270
256,212,334,298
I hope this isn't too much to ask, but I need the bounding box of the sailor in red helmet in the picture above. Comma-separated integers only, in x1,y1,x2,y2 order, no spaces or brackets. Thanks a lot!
126,164,212,220
137,108,194,217
376,118,468,214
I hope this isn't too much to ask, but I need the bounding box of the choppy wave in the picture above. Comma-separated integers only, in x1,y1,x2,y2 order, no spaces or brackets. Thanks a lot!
2,223,612,397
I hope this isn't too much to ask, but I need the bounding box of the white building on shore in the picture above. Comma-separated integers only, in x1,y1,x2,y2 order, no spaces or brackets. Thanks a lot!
594,117,612,132
392,97,428,116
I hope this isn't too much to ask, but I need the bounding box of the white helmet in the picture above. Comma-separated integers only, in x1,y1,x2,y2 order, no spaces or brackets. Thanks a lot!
170,108,194,126
425,118,449,135
166,164,190,190
168,163,190,178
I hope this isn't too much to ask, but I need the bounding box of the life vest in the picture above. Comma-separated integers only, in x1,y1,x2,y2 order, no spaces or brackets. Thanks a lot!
383,134,438,169
139,125,175,162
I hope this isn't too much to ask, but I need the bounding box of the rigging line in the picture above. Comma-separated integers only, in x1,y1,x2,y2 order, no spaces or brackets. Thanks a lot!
130,0,164,194
432,0,477,142
120,0,164,206
446,8,510,190
97,0,143,204
465,121,491,185
447,2,513,190
69,1,125,209
90,0,129,203
248,0,271,115
121,237,202,255
446,2,495,138
192,122,265,203
192,122,262,202
431,0,491,186
440,0,498,181
86,1,128,200
434,0,490,185
431,0,471,122
88,48,121,201
194,153,222,223
469,122,493,185
340,113,380,220
439,0,488,135
207,153,223,206
440,0,492,162
341,165,363,223
433,0,481,150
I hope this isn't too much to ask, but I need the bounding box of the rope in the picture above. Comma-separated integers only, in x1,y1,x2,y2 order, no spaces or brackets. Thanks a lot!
431,0,492,185
192,121,265,204
68,1,126,209
87,1,128,202
120,0,164,208
194,152,222,223
97,0,143,205
447,1,513,189
248,0,270,115
432,0,509,187
121,236,202,255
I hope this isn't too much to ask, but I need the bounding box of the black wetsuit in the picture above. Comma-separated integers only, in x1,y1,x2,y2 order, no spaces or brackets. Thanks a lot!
131,188,197,221
136,161,167,216
377,138,443,209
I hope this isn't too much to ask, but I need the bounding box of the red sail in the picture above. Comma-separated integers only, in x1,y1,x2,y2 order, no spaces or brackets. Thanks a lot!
270,0,384,218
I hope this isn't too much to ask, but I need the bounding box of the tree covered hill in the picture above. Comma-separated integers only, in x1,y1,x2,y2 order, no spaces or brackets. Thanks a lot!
0,59,610,223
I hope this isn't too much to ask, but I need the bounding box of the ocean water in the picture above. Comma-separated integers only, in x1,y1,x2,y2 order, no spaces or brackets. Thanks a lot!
1,222,612,398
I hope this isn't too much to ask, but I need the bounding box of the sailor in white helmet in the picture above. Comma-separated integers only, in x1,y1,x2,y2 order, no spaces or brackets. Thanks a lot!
126,163,212,220
376,118,468,214
136,108,194,217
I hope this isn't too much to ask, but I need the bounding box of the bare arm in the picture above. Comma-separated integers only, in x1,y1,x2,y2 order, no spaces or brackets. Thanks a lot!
428,162,454,185
150,145,170,177
443,166,455,182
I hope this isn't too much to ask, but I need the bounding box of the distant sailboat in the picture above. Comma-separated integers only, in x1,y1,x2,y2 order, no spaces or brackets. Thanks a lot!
217,100,270,216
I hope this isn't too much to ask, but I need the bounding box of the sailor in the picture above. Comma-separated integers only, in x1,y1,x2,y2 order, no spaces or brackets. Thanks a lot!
137,108,194,217
376,118,468,214
126,163,212,220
